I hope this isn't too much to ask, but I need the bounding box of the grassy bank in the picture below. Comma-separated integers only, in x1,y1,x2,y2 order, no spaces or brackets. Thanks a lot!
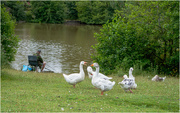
1,68,179,112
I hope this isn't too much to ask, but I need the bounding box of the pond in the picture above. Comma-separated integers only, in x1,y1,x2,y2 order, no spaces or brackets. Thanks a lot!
11,23,102,74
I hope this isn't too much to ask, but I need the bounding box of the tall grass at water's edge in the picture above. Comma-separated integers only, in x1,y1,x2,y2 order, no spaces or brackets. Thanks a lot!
1,68,179,112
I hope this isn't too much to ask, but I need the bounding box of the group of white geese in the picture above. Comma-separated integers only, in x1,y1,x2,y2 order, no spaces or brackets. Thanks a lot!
63,61,166,95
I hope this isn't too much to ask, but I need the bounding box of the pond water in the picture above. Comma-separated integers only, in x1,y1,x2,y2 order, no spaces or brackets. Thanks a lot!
11,23,102,74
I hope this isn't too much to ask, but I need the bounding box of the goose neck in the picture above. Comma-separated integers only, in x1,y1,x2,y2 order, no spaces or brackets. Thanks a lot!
129,70,132,75
95,67,99,77
79,64,84,75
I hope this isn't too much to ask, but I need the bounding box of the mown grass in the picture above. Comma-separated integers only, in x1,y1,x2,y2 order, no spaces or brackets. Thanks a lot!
1,68,179,112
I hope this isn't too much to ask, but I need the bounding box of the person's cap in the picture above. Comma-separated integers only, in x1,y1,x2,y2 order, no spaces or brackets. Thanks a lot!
37,49,41,52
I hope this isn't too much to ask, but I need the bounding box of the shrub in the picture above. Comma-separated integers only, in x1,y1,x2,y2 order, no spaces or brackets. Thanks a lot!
1,5,19,67
92,1,179,76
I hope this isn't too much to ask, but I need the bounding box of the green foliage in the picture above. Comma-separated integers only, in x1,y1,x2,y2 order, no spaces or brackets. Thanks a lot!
2,1,26,21
31,1,65,24
64,1,78,20
1,1,125,25
1,5,20,67
25,11,33,22
92,1,179,76
76,1,125,24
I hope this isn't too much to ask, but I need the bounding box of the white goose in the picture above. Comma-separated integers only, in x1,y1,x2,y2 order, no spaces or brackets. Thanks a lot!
123,67,137,88
91,63,115,95
129,67,135,80
152,75,166,82
118,67,137,93
87,66,112,80
118,78,135,93
122,74,137,89
63,61,87,88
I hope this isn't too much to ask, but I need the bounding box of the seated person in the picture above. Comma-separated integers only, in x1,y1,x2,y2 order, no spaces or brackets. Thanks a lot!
34,49,46,72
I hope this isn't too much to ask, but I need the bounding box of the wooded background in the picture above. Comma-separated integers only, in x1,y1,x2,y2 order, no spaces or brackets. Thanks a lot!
1,1,179,76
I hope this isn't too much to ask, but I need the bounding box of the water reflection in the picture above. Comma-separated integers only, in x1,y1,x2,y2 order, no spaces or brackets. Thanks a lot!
11,23,101,74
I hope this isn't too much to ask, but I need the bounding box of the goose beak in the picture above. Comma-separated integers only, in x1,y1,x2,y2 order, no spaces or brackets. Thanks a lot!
84,62,87,66
91,64,94,66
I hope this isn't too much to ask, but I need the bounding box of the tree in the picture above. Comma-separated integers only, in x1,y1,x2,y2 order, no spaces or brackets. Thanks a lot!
76,1,125,25
64,1,78,20
92,1,179,76
31,1,65,24
75,1,93,24
2,1,26,21
1,5,19,66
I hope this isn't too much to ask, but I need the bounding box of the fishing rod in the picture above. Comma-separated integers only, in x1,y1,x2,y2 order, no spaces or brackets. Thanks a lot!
44,67,53,71
45,63,56,72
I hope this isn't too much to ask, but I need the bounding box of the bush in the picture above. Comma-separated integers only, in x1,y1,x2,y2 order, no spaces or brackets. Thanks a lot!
25,11,33,22
76,1,124,25
31,1,65,24
92,1,179,76
2,1,26,21
1,5,19,67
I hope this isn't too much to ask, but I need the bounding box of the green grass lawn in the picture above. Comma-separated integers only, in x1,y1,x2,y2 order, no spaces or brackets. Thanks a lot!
1,68,179,112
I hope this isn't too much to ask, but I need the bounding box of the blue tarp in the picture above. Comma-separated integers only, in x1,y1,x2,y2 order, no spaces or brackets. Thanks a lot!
22,65,32,71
